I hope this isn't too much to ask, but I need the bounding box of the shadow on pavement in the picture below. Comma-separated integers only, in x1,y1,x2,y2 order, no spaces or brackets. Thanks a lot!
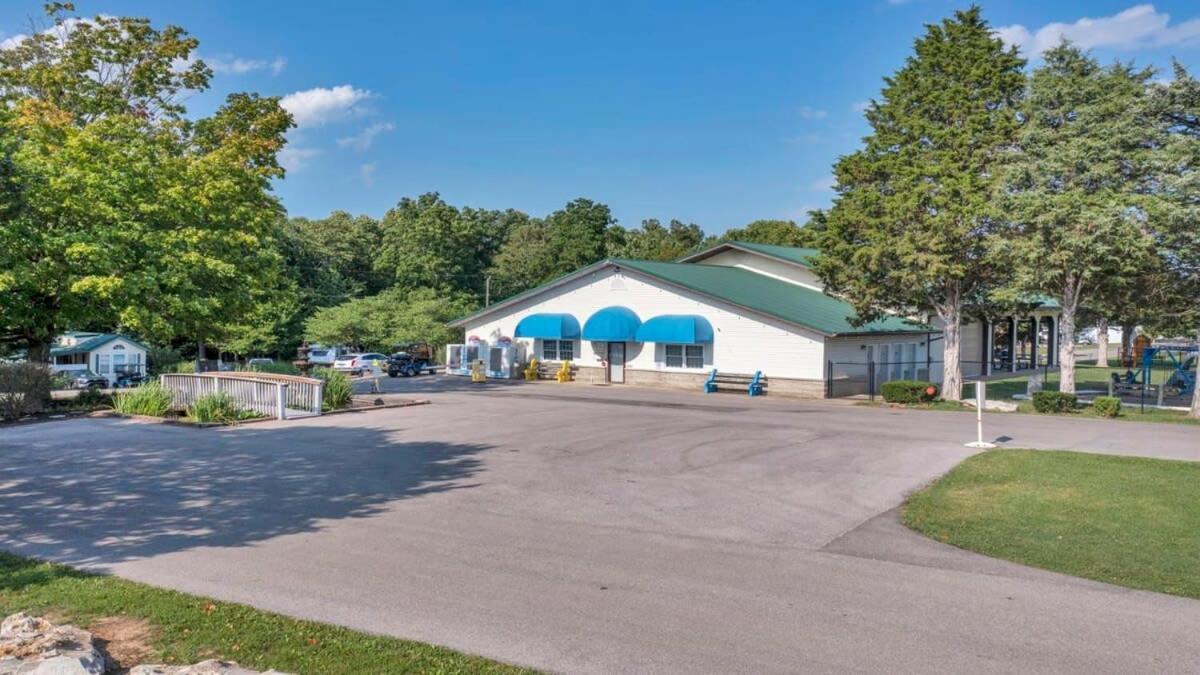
0,422,491,567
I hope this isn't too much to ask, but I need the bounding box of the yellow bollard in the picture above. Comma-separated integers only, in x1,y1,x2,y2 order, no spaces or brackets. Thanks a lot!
470,359,487,383
524,357,540,381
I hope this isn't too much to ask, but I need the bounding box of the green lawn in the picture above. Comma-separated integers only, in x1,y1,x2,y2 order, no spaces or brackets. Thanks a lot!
904,449,1200,599
0,553,531,674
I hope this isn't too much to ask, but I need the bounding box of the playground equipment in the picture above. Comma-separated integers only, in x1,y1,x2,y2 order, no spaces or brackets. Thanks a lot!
1139,340,1197,398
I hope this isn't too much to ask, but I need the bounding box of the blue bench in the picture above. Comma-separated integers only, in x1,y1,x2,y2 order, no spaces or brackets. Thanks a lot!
705,370,766,396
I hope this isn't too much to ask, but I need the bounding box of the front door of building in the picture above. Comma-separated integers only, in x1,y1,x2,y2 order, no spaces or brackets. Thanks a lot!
607,342,625,384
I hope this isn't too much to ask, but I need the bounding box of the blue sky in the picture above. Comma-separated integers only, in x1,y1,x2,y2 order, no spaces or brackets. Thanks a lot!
3,1,1199,234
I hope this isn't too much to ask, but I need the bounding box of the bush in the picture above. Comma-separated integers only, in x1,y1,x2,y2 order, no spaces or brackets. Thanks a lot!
881,380,939,404
246,361,300,375
147,345,184,375
169,361,196,374
0,363,52,420
314,367,353,410
1092,396,1122,418
112,382,173,417
71,387,113,411
188,391,259,424
1032,391,1077,413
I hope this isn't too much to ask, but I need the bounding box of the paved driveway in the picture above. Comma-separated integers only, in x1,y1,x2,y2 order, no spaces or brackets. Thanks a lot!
1,379,1198,673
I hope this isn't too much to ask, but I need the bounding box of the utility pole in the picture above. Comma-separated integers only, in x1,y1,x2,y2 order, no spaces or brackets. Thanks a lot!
485,275,491,307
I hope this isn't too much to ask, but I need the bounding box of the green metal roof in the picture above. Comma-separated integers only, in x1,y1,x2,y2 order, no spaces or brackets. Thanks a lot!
453,258,929,336
50,333,147,357
611,259,927,336
679,241,820,267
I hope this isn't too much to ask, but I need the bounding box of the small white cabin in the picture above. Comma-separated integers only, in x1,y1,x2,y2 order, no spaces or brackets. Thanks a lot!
49,332,149,386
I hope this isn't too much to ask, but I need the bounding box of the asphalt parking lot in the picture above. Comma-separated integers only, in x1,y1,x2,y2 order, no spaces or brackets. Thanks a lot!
1,376,1198,672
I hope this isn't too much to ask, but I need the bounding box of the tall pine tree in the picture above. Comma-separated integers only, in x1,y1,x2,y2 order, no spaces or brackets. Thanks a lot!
813,7,1025,400
993,44,1158,394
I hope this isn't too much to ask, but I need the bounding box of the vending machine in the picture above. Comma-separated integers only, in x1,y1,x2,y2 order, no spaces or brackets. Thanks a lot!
445,344,467,376
463,336,488,376
486,338,522,379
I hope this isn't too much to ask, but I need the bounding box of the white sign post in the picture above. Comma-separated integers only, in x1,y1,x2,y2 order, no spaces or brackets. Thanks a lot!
965,380,996,449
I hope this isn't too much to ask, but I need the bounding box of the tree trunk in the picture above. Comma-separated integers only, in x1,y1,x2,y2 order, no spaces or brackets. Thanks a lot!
1121,322,1136,365
940,308,963,401
26,338,52,364
195,340,207,372
1094,318,1109,367
1059,305,1077,394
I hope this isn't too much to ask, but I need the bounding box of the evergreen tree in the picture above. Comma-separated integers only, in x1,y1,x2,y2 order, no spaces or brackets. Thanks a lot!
993,44,1158,393
812,7,1026,400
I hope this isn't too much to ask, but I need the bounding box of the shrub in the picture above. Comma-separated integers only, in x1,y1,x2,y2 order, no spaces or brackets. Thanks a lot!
147,345,184,375
315,367,353,410
169,361,196,374
881,380,939,404
0,363,52,420
1032,391,1077,413
71,387,113,410
112,382,173,417
1092,396,1122,418
246,361,300,375
188,391,259,424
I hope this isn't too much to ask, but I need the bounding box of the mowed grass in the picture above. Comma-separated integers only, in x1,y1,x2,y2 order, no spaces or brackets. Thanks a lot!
0,553,532,674
903,449,1200,599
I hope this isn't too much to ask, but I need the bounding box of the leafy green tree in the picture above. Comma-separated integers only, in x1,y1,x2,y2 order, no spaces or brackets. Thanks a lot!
714,219,811,247
374,193,519,299
486,198,615,300
0,4,291,365
812,7,1026,400
993,44,1158,393
304,287,475,352
608,218,704,260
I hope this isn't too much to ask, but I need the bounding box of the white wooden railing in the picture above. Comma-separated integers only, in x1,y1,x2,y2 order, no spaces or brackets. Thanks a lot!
159,373,324,420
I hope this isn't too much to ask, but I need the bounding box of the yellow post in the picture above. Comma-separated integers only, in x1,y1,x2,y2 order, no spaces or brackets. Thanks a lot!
470,359,487,383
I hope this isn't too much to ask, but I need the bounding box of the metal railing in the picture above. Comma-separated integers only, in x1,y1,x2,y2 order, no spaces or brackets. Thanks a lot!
159,373,324,420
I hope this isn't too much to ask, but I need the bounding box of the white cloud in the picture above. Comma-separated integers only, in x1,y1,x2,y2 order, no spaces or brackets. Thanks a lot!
798,105,829,120
851,100,871,113
1,16,106,50
279,146,321,172
337,122,395,152
360,162,378,187
206,54,287,76
280,85,373,128
995,4,1200,56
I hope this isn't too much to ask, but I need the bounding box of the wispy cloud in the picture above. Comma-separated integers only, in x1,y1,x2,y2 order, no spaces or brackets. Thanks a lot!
280,85,374,128
360,162,378,187
851,100,871,113
995,4,1200,56
279,146,321,172
798,105,829,120
207,54,287,76
337,122,395,152
809,175,836,192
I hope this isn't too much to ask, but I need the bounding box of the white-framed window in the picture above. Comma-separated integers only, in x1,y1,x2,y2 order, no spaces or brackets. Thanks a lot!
96,353,111,374
664,344,704,369
541,339,574,361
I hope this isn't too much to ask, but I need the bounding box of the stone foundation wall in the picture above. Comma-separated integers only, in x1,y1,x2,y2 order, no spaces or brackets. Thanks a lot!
571,366,825,399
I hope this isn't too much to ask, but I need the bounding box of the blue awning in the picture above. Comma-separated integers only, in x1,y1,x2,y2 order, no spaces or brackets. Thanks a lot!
514,313,581,339
635,315,714,344
582,306,642,341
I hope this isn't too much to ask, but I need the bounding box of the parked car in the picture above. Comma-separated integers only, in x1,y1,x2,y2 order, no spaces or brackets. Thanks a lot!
387,342,436,377
68,370,109,389
247,358,275,368
333,352,388,375
113,366,148,388
307,345,343,365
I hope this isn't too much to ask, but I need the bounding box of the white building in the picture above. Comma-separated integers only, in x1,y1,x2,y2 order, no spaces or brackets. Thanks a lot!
49,332,149,386
452,241,1061,397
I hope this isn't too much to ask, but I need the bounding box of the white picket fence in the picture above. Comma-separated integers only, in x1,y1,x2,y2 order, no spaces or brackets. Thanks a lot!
159,373,324,420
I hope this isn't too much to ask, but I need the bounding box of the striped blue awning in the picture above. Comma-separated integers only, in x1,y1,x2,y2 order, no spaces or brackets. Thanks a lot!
514,313,581,339
635,315,714,344
582,306,642,341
